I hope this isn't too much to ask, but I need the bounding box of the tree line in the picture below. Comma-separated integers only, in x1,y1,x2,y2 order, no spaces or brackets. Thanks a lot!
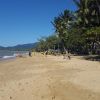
36,0,100,55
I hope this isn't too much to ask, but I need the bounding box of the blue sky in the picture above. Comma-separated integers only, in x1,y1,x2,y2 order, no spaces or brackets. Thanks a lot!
0,0,77,47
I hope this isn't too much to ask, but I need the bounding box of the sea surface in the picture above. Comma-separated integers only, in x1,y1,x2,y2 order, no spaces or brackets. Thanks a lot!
0,50,28,61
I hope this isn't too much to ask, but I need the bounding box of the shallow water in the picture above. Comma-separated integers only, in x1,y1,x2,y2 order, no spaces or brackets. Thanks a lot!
0,50,28,60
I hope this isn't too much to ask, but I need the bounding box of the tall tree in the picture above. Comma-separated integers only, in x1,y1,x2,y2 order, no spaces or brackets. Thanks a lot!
52,9,74,52
73,0,100,54
73,0,100,27
73,0,90,27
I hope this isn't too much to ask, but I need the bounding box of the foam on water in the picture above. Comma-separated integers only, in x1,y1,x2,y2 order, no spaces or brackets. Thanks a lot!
0,51,28,61
3,55,16,59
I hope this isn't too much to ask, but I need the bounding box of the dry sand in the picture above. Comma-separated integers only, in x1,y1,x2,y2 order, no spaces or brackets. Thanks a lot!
0,53,100,100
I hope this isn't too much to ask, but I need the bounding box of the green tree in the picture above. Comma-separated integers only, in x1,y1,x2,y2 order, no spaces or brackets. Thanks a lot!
73,0,100,54
52,9,74,52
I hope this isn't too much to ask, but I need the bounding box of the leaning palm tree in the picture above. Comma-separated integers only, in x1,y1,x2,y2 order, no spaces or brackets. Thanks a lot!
52,9,73,53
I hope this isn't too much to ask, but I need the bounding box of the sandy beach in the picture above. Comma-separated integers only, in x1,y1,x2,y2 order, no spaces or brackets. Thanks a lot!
0,53,100,100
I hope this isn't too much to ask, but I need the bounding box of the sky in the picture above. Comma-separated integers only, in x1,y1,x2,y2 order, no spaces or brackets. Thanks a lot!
0,0,77,47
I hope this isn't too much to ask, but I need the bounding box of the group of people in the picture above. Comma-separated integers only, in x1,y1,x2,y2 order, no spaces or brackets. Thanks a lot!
28,50,71,60
43,50,71,60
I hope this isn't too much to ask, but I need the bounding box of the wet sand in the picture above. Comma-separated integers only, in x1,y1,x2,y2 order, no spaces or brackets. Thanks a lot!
0,53,100,100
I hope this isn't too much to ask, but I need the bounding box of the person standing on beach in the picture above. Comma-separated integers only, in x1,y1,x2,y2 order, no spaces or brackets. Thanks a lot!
63,50,71,60
68,53,71,60
67,51,71,60
29,51,32,57
45,50,48,57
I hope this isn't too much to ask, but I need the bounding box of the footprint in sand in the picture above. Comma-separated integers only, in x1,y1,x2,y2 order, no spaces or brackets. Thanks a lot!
41,96,44,99
20,88,25,91
10,96,12,99
18,83,21,86
88,94,95,99
52,96,55,100
26,82,29,85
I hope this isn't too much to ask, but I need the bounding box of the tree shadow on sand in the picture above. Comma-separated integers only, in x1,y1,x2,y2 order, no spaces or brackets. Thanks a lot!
82,55,100,62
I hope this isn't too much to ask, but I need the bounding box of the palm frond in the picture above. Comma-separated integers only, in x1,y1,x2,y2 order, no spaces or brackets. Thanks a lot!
73,0,80,7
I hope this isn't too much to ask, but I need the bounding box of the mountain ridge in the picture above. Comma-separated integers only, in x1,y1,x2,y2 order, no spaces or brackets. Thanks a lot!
0,43,38,51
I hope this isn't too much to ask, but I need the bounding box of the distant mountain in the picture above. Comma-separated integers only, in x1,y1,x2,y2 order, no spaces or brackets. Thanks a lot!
0,46,5,50
0,43,38,51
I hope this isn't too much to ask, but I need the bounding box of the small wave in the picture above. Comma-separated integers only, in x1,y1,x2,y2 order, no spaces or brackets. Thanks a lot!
3,56,16,59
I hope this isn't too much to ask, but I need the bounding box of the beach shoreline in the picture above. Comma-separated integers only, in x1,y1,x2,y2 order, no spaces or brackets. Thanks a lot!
0,53,100,100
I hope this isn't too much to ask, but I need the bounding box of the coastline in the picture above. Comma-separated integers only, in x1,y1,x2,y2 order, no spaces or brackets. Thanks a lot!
0,51,28,63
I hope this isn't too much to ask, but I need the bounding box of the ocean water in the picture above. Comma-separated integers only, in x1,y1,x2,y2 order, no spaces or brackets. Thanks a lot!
0,50,28,60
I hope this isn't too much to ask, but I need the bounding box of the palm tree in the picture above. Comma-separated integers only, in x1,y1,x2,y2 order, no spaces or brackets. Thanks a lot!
88,0,100,26
52,9,73,53
73,0,100,27
73,0,100,54
73,0,90,27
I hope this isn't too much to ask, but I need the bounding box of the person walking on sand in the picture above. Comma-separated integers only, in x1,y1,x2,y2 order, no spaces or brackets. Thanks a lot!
45,50,48,57
63,50,71,60
68,51,71,60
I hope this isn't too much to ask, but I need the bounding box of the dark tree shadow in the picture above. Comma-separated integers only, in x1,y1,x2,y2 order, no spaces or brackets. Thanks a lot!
82,55,100,62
